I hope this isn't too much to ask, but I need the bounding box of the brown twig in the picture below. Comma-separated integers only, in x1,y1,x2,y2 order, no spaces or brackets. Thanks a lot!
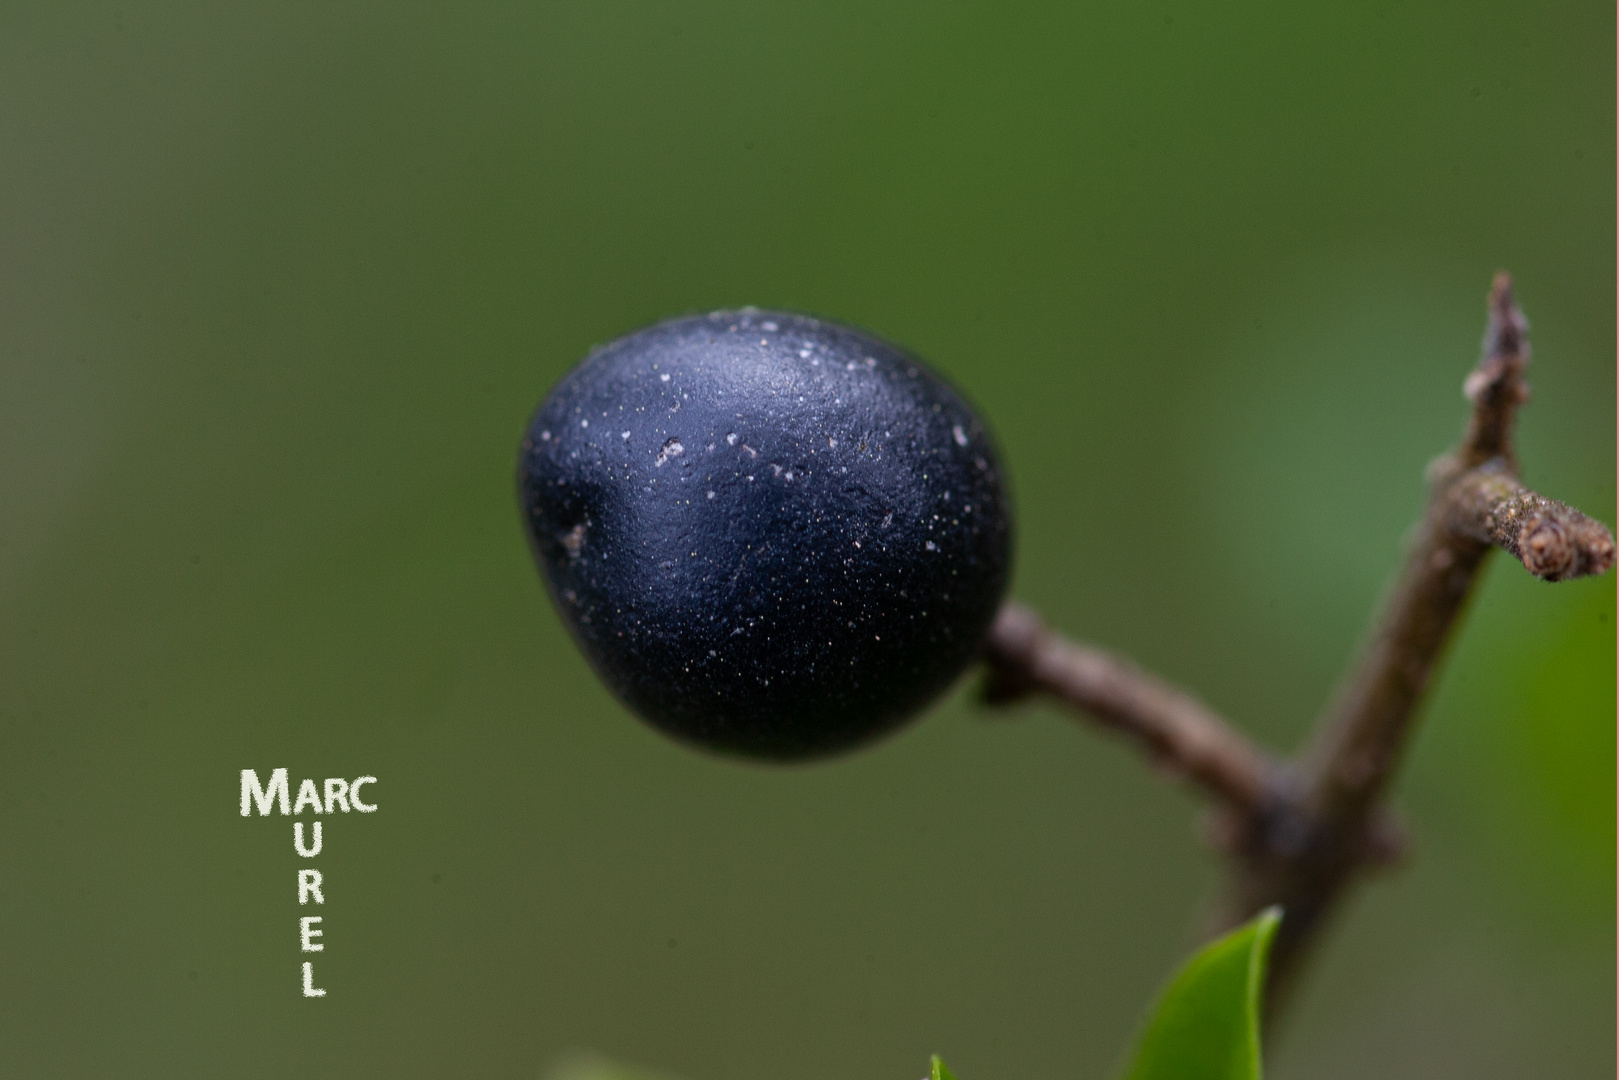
980,272,1613,1014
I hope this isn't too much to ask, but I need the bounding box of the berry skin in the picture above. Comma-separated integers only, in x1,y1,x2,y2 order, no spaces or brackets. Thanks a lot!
518,309,1012,760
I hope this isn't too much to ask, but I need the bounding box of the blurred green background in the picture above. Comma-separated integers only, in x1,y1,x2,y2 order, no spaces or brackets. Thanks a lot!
0,1,1612,1077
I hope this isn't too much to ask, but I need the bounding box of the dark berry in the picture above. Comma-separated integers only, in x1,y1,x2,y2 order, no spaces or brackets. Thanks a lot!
518,309,1013,760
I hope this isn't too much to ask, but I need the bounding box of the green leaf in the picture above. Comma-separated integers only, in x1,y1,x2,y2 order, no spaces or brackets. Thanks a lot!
546,1051,684,1080
930,1054,958,1080
1119,907,1282,1080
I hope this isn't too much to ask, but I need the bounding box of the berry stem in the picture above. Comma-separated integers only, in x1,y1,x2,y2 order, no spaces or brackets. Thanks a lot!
982,602,1274,810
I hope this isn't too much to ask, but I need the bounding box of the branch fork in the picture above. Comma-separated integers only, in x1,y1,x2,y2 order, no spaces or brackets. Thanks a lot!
980,273,1612,1007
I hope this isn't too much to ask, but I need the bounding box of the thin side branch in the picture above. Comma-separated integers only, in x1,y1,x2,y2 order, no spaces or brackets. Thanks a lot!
1445,464,1615,582
982,602,1275,811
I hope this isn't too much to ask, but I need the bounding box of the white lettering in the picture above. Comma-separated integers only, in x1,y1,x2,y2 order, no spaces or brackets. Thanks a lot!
298,868,324,905
323,778,351,814
301,961,326,997
300,916,324,952
292,778,323,815
240,768,290,816
349,776,378,812
294,821,322,858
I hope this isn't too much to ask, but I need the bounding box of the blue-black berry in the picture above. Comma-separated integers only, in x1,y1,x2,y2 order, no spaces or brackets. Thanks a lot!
519,309,1012,759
